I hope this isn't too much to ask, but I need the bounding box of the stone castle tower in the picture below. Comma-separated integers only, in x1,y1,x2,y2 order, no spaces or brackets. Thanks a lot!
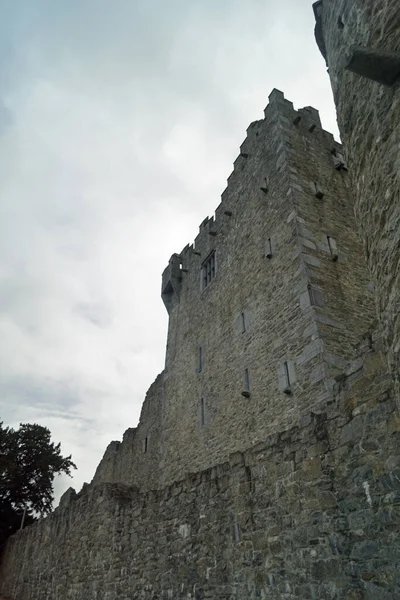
91,89,374,492
1,2,399,599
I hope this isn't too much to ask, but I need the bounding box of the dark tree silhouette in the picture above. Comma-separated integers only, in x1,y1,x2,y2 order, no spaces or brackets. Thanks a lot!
0,422,76,548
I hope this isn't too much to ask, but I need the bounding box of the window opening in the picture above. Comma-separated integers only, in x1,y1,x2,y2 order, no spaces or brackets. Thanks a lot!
198,345,203,373
144,437,148,453
283,361,291,394
201,251,216,290
242,369,251,398
266,237,273,259
200,398,205,427
307,283,316,306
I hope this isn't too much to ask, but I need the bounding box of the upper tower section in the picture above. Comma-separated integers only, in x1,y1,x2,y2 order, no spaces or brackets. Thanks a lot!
313,0,400,396
158,89,374,487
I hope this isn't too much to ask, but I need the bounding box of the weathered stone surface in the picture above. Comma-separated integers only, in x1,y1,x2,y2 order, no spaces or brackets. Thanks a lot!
92,89,374,493
1,3,399,598
314,0,400,399
0,336,398,599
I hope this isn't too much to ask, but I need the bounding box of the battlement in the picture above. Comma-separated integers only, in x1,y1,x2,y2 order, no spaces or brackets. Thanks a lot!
153,89,375,488
162,90,342,318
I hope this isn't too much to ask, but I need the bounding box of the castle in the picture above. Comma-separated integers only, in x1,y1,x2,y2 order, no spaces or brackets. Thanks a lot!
1,1,399,598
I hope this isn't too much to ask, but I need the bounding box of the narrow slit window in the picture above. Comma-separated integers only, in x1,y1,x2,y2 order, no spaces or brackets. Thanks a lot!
241,312,246,333
279,359,295,394
201,251,216,290
307,283,316,306
242,368,251,397
200,398,205,427
266,237,273,259
197,345,203,373
283,361,293,395
244,368,250,391
284,361,290,388
143,437,148,453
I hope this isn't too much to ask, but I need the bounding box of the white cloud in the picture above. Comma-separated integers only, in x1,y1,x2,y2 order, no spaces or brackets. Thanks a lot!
0,0,337,503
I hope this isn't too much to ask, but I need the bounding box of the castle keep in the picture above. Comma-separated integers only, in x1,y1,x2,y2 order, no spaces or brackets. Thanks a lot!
1,2,399,599
92,89,374,492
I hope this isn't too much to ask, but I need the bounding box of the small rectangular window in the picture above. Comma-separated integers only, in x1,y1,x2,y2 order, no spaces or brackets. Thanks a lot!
278,359,295,394
200,398,205,427
284,361,290,387
244,368,250,391
241,312,246,333
307,283,316,306
283,361,292,394
143,437,148,453
242,368,251,397
197,345,203,373
266,237,273,259
201,251,216,290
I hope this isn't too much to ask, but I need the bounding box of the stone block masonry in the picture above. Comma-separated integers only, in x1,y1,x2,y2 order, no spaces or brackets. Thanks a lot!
1,334,398,599
93,89,375,493
314,0,400,400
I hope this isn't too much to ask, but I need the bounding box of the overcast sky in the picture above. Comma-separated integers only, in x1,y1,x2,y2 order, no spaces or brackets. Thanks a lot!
0,0,337,503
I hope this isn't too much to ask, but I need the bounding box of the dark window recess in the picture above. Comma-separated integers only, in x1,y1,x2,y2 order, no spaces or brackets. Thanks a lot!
278,360,295,394
241,312,246,333
200,398,205,427
201,251,216,290
327,235,339,261
266,237,273,259
283,361,291,394
242,369,251,398
308,283,316,305
143,437,148,453
197,345,203,373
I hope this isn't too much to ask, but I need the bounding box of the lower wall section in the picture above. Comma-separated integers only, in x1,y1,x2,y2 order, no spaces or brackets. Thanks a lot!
1,342,399,600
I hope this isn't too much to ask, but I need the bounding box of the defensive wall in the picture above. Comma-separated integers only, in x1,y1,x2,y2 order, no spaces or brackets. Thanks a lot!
93,90,374,492
0,331,398,599
1,2,400,598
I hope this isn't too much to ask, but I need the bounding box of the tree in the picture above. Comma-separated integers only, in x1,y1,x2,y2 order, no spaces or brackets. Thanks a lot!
0,422,76,548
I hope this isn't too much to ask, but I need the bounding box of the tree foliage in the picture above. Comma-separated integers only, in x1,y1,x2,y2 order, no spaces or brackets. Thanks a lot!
0,422,76,548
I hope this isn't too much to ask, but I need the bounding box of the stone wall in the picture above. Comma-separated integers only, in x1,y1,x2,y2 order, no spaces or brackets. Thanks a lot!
1,332,398,600
92,90,375,493
314,0,400,398
92,372,164,490
157,90,374,489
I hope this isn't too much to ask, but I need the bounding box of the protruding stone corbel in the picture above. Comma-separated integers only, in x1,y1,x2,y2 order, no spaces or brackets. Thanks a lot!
345,45,400,86
161,253,182,314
